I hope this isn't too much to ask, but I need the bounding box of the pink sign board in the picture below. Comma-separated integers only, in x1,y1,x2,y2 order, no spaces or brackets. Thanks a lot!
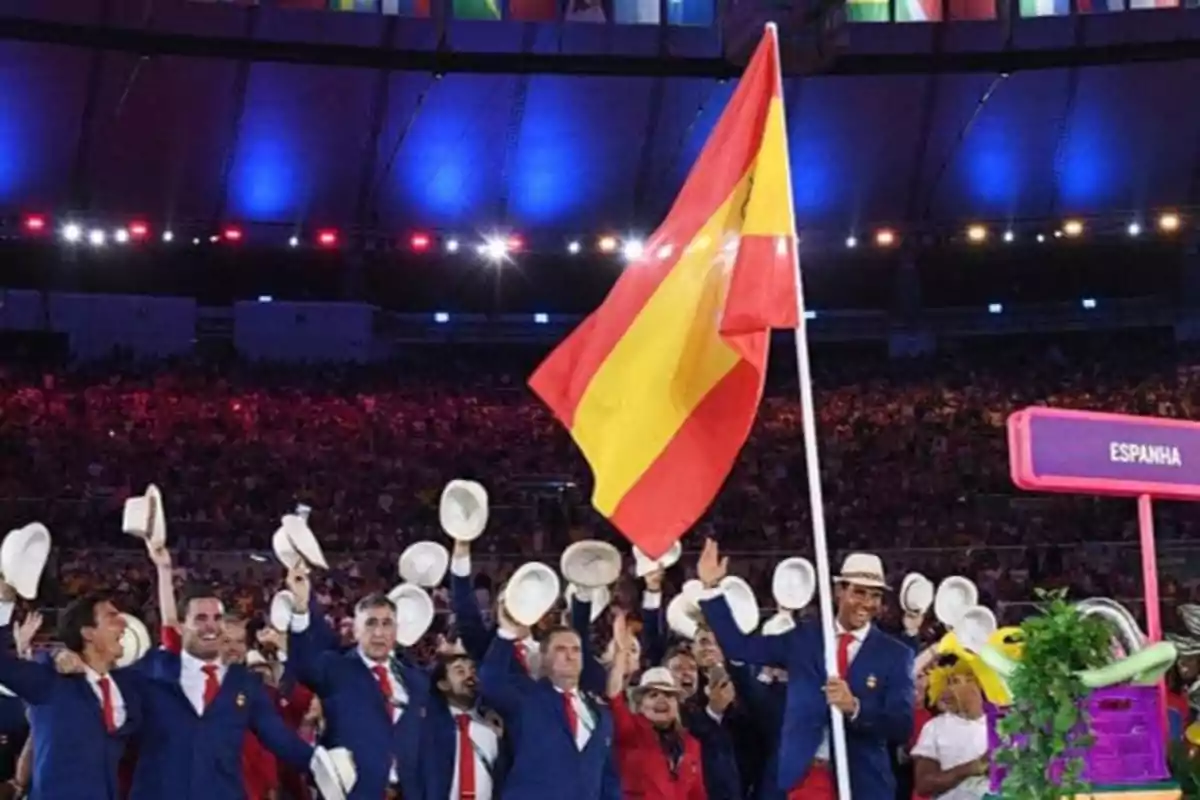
1008,407,1200,500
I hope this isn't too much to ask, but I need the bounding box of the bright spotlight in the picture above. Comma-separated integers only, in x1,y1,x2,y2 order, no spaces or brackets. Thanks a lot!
874,229,896,247
88,229,106,247
129,222,149,239
62,223,82,243
967,225,987,243
1159,213,1181,232
1036,234,1046,243
446,239,460,253
1127,222,1141,237
988,303,1003,314
162,231,174,243
1003,231,1014,243
598,236,618,253
114,229,130,244
845,236,858,249
23,214,46,233
622,240,644,261
482,238,508,262
288,236,299,248
1082,297,1097,310
1063,219,1083,237
567,241,581,254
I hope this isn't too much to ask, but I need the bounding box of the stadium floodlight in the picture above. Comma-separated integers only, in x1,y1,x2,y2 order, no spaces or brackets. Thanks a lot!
162,231,174,243
567,241,581,254
1127,222,1141,237
114,229,130,244
622,240,644,261
88,229,106,247
62,223,82,243
482,237,508,262
446,238,460,253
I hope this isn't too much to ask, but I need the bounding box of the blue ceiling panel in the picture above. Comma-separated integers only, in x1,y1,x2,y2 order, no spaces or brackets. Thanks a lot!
0,42,91,211
509,75,653,229
87,55,239,221
1055,62,1200,214
921,70,1071,222
787,74,929,228
375,72,516,228
637,77,731,223
227,62,377,224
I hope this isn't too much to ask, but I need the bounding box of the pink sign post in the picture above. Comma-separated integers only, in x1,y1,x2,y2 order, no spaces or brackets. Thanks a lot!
1008,407,1200,730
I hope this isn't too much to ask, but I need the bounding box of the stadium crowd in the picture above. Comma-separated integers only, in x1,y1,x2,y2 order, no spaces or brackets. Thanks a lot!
0,332,1195,799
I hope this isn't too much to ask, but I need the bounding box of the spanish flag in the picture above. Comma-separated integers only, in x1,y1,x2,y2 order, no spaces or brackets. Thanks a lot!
529,25,800,558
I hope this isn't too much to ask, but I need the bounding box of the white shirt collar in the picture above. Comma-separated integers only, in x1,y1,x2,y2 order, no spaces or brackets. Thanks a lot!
180,649,223,674
357,648,390,672
84,665,110,684
835,621,871,643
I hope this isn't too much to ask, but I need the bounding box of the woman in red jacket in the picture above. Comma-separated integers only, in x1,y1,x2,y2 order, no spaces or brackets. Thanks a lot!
608,612,706,800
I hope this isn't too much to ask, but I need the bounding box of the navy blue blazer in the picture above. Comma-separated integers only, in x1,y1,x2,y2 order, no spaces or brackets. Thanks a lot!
699,598,914,800
0,635,140,800
289,608,430,800
129,648,315,800
479,634,621,800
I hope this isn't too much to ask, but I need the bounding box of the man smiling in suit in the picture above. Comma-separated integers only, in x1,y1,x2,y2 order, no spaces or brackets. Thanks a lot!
0,588,139,800
696,539,914,800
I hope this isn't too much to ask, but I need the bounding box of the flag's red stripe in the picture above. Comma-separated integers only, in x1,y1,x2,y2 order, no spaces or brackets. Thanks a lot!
529,36,782,429
607,350,767,558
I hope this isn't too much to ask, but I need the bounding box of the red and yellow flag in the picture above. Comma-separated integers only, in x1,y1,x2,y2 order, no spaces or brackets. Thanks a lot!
529,26,800,558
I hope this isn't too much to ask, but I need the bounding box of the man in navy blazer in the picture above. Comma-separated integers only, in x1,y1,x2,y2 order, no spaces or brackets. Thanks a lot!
128,581,352,800
0,589,140,800
285,563,429,800
695,540,914,800
423,648,507,800
479,621,621,800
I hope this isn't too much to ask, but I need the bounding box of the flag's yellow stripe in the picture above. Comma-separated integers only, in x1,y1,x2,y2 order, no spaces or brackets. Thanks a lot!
572,171,755,515
742,98,794,238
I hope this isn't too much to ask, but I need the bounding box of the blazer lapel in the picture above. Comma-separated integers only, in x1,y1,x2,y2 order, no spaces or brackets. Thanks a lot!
846,628,879,688
351,653,393,727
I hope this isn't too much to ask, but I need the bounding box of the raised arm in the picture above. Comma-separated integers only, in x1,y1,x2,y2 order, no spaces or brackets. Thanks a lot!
283,564,335,694
449,542,492,661
570,587,606,697
695,541,788,668
639,569,666,666
0,601,56,705
146,540,179,631
478,628,534,719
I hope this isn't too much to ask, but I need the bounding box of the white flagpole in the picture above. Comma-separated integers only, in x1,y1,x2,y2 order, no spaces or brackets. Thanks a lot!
764,22,854,800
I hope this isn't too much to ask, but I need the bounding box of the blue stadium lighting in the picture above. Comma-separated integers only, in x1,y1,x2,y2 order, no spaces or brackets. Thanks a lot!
446,239,460,253
988,303,1003,314
567,241,581,254
1003,230,1015,243
1082,298,1097,310
845,236,857,249
804,310,817,320
88,229,106,247
257,295,273,303
114,228,130,245
434,312,450,324
622,240,644,261
534,313,549,324
288,236,299,248
1127,222,1141,237
62,223,82,243
481,238,508,262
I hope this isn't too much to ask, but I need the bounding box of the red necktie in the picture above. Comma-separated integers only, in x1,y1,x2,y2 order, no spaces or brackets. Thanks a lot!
513,643,529,674
836,633,854,679
97,676,116,732
201,664,221,709
562,690,579,739
372,665,395,710
456,714,476,799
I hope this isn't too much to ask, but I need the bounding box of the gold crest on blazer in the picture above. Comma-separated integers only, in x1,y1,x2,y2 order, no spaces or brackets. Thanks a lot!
865,675,878,690
236,693,246,708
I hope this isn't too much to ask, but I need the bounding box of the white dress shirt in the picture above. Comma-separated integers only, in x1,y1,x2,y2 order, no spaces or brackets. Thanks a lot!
180,650,227,715
85,666,127,729
449,707,499,800
813,622,869,761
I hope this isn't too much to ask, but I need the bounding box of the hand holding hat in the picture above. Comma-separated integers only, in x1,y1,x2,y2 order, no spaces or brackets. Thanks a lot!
0,523,51,601
122,485,166,548
273,515,329,571
285,561,312,611
439,480,489,542
310,745,357,800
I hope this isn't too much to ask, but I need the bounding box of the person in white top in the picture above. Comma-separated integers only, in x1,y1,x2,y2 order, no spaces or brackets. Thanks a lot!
911,661,991,800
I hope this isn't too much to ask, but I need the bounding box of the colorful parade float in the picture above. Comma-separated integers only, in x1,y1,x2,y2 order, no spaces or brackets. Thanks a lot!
933,407,1200,799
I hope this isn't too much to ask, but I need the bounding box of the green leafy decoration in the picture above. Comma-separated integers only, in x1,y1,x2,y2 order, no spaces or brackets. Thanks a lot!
996,588,1113,800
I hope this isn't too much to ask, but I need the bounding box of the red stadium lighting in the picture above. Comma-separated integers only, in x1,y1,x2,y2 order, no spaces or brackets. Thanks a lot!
223,226,243,242
506,235,523,252
22,214,46,234
129,221,149,240
410,233,431,252
317,229,338,248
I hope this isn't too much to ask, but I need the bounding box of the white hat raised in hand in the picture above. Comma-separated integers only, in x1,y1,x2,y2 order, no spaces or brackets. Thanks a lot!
900,573,935,615
772,557,816,611
565,583,611,623
0,523,51,601
272,515,328,571
397,542,450,588
934,576,979,628
386,584,436,647
503,562,561,627
117,614,151,668
439,480,489,542
122,485,166,548
560,540,622,590
633,542,682,578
